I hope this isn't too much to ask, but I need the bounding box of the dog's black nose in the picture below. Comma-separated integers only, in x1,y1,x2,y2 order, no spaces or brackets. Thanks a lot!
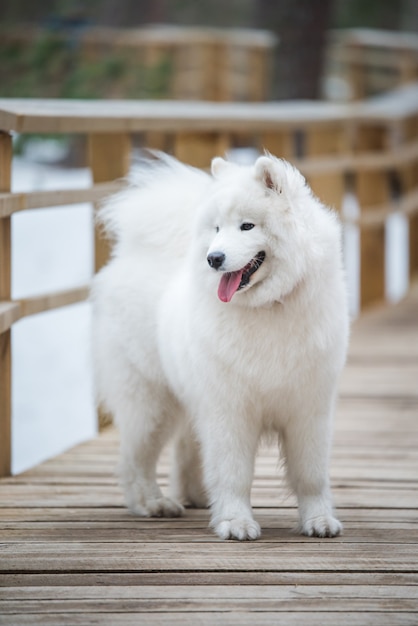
207,251,225,270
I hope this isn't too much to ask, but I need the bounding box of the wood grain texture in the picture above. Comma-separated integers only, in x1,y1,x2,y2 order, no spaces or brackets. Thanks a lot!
88,132,131,430
355,125,389,308
0,284,417,624
0,181,124,218
0,132,12,478
173,132,230,168
88,132,131,275
1,83,418,133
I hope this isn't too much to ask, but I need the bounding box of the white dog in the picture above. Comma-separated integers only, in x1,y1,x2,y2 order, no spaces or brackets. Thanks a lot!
92,153,349,540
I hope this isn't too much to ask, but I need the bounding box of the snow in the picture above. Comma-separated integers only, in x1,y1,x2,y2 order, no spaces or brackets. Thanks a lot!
11,157,97,474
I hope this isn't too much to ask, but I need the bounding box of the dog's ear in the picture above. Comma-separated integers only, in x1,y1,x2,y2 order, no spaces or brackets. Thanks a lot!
255,156,281,194
211,157,233,178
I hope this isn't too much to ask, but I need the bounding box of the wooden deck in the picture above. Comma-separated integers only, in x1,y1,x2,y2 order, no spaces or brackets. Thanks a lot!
0,285,418,625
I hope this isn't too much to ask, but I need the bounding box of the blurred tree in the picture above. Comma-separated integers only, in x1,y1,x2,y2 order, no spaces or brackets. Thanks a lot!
334,0,405,30
255,0,333,100
99,0,167,26
0,0,54,23
0,0,167,26
401,0,418,31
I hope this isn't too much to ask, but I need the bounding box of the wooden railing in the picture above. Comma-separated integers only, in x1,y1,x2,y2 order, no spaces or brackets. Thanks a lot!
327,28,418,100
1,84,418,476
2,25,277,102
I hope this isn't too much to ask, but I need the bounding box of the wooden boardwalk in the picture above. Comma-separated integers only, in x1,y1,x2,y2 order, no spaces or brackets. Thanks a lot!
0,285,417,625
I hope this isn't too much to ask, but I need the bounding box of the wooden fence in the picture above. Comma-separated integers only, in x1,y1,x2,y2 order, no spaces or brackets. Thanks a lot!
327,28,418,100
1,25,277,102
0,83,418,477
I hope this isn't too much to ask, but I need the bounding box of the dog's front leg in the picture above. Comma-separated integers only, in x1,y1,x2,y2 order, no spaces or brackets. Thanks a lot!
282,410,342,538
197,407,261,541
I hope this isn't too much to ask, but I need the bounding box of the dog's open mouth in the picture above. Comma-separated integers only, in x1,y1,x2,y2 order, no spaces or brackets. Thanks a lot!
218,251,266,303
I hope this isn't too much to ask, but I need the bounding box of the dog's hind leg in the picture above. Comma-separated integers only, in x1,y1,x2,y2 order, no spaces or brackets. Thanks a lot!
169,423,208,509
116,382,184,518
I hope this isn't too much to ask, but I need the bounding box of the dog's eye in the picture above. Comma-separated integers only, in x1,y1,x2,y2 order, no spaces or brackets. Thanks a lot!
240,223,255,231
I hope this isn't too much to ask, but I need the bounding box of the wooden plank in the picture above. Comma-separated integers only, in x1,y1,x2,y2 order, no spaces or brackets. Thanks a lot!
359,83,418,121
2,583,417,602
1,541,417,572
0,287,89,333
87,133,131,275
1,479,417,510
0,504,416,523
8,459,418,482
0,588,417,614
2,570,417,589
339,363,418,396
0,182,124,218
173,132,230,168
354,188,418,228
335,29,418,53
265,137,418,177
88,133,131,430
1,525,418,544
0,132,12,478
355,125,389,308
18,286,89,319
346,43,366,100
305,126,349,211
401,115,418,278
0,611,416,626
0,99,353,134
410,209,418,279
0,85,417,135
0,301,21,334
1,506,417,524
259,130,294,160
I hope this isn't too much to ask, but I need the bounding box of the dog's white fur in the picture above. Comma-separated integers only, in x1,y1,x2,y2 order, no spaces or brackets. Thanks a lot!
91,153,349,540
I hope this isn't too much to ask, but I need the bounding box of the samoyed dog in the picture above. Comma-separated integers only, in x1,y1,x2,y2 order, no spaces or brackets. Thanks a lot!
92,153,349,541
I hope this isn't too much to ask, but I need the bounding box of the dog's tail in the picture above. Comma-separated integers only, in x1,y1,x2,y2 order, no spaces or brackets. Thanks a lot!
97,151,211,260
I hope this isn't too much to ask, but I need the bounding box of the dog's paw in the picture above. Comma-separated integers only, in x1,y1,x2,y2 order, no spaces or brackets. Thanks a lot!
299,514,342,538
131,496,184,518
214,518,261,541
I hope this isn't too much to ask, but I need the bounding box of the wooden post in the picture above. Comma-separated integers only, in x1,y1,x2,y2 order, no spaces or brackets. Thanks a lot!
355,125,389,309
399,49,417,86
305,125,348,213
88,132,131,429
259,130,294,161
401,115,418,280
249,48,269,101
173,132,230,168
87,133,131,275
347,43,366,101
0,132,12,477
173,41,216,100
261,125,347,213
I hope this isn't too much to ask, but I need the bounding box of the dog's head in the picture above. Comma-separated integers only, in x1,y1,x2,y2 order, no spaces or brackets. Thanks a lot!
193,154,335,308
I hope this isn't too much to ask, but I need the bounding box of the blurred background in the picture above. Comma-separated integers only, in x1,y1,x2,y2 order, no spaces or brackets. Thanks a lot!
1,0,417,473
1,0,417,103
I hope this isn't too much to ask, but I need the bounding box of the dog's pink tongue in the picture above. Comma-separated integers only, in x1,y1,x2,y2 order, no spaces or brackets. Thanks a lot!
218,270,243,303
